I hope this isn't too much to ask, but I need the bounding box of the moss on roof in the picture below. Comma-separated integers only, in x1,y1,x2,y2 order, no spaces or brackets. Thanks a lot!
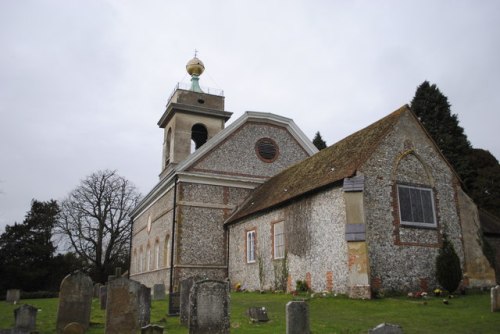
226,105,409,224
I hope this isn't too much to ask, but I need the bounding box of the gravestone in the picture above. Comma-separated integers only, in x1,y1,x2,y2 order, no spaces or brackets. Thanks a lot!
6,289,21,303
14,304,38,333
491,285,500,312
180,277,197,326
286,301,310,334
188,279,230,334
100,285,107,310
141,324,164,334
56,272,93,334
93,283,102,298
62,322,85,334
153,284,166,300
105,277,151,334
369,323,403,333
247,307,269,322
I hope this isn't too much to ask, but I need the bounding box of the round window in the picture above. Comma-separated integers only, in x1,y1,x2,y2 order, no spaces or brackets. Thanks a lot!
255,138,279,162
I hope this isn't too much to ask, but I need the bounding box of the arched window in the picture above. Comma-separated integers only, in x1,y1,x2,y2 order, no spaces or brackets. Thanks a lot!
139,247,144,272
163,234,171,268
191,124,207,152
154,239,160,270
165,128,172,165
133,249,137,274
146,243,151,271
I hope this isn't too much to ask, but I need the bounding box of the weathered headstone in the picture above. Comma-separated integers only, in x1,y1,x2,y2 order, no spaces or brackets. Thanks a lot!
100,285,107,310
286,301,310,334
6,289,20,304
369,323,403,334
62,322,85,334
13,304,38,333
491,285,500,312
105,277,151,334
247,307,269,322
141,324,164,334
56,272,93,334
180,277,197,326
153,284,166,300
188,279,230,334
93,283,102,298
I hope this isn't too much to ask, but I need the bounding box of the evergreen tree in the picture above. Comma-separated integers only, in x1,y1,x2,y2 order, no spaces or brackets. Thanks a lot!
468,149,500,218
410,81,473,186
313,131,327,150
0,200,60,292
435,234,463,293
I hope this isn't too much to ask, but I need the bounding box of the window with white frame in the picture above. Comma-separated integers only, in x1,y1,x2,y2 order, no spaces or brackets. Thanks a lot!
397,184,437,227
139,249,144,272
246,230,256,263
273,221,285,259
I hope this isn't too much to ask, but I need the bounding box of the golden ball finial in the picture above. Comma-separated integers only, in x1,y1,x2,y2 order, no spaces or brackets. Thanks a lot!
186,57,205,77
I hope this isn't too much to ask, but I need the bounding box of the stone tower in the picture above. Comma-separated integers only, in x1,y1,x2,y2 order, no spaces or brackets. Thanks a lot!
158,56,232,179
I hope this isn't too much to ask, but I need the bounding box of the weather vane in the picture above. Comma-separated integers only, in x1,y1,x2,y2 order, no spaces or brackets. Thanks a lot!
194,49,198,57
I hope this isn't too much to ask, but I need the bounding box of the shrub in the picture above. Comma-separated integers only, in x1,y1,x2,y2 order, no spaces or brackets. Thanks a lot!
295,280,309,292
436,234,462,293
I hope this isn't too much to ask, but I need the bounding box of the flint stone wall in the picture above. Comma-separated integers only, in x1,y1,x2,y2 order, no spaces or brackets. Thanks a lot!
361,112,465,292
228,188,348,293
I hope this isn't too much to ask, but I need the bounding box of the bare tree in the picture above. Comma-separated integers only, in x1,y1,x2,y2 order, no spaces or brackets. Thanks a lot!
57,170,141,282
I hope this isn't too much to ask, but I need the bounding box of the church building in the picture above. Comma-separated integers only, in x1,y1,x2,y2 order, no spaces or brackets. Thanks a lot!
129,57,495,299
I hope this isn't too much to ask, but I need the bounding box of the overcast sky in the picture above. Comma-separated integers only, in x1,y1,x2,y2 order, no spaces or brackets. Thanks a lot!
1,0,499,232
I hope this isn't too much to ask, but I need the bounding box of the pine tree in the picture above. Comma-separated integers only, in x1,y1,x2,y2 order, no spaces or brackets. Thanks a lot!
312,131,327,150
410,81,473,186
435,234,463,293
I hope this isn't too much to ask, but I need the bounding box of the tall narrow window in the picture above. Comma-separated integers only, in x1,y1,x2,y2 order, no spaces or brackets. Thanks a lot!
139,248,144,272
246,230,256,263
273,221,285,259
133,249,138,273
397,184,437,227
155,241,160,270
146,246,151,271
163,235,170,268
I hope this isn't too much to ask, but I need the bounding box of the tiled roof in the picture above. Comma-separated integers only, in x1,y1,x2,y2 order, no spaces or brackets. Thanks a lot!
226,105,409,224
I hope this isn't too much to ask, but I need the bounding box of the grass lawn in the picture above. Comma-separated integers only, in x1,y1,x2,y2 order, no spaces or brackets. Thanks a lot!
1,292,499,333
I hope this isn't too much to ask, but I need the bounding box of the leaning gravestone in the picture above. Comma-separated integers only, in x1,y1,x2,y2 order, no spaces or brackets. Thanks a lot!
286,301,310,334
180,277,197,326
93,283,102,298
491,285,500,312
153,284,166,300
141,324,164,334
369,323,403,333
188,279,230,334
6,289,21,304
14,304,38,334
56,272,93,334
105,277,151,334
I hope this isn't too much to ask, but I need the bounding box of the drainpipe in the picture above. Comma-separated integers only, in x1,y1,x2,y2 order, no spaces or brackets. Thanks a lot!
128,217,134,279
224,224,230,278
169,175,178,295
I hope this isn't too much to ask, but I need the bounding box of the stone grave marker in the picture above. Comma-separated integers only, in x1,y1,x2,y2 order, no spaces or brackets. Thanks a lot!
180,277,197,326
62,322,85,334
141,324,164,334
153,284,166,300
14,304,38,333
491,285,500,312
247,307,269,322
188,279,230,334
286,301,310,334
6,289,20,304
56,271,93,334
369,323,403,333
93,283,102,298
99,285,108,310
105,277,151,334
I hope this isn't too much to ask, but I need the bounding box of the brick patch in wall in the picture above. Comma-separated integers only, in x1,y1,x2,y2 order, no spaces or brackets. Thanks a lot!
287,274,292,292
419,277,429,291
326,271,333,292
306,272,312,290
